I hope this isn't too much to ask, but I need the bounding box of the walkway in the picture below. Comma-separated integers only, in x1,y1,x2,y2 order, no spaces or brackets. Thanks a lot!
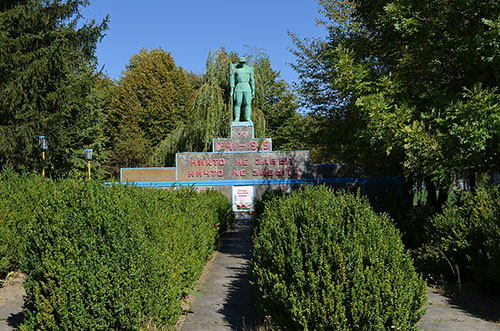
0,273,25,331
181,214,258,330
181,214,500,331
420,285,500,330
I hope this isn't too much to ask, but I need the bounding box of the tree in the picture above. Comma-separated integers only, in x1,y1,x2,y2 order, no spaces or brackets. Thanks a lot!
0,0,108,177
105,48,195,173
152,49,237,166
292,0,500,206
252,55,301,150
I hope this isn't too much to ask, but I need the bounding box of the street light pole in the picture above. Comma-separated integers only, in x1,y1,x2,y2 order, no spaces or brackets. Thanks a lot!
42,151,46,177
38,136,48,177
84,149,93,180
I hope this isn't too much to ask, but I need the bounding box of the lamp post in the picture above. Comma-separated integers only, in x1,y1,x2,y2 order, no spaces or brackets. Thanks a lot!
84,149,93,180
38,136,48,177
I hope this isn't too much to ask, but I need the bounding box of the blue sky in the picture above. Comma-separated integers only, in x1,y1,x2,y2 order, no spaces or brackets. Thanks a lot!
81,0,326,85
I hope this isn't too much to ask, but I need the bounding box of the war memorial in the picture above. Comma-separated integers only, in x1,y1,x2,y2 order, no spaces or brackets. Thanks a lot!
120,57,398,211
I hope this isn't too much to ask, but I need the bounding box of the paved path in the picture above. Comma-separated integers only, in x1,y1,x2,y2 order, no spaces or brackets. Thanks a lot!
181,214,258,331
419,286,500,330
0,274,25,331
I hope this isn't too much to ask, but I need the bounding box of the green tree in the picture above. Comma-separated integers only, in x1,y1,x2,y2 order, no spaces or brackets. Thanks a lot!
0,0,108,178
252,55,302,150
292,0,500,206
83,74,115,179
152,49,236,166
274,113,325,161
106,48,195,173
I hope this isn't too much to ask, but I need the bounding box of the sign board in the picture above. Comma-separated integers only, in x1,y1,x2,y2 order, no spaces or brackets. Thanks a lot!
176,151,310,181
232,185,254,212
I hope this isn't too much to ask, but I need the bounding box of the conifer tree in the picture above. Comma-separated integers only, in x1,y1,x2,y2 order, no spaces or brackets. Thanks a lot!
0,0,108,177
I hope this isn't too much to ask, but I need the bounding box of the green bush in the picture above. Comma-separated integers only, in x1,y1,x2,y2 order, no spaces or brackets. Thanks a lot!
0,172,231,329
254,188,288,220
0,171,53,278
425,186,500,291
252,186,426,331
199,188,234,236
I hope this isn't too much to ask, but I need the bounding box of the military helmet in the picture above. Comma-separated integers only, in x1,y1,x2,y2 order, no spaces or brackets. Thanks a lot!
238,57,247,63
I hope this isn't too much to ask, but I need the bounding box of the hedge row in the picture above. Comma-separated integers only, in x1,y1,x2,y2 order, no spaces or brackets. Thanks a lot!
0,172,231,330
422,186,500,291
0,171,49,277
251,186,426,330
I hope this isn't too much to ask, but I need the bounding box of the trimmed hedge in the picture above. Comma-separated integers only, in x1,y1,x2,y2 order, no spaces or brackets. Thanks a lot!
0,172,231,329
426,186,500,291
0,171,50,278
251,186,426,330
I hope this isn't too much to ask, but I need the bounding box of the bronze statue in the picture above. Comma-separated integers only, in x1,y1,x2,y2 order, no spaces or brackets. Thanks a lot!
230,57,255,122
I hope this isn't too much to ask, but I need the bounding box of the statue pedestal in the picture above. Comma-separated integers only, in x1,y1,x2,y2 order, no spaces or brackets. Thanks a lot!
212,121,272,152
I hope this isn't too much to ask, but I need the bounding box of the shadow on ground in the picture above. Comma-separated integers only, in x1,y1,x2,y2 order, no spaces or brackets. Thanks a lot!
7,311,24,328
218,216,258,329
443,283,500,323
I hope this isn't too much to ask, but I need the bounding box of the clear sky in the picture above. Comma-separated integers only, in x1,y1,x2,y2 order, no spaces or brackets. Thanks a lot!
80,0,326,85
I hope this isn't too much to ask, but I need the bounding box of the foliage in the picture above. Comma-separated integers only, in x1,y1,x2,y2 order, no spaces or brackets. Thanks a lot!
252,186,426,330
106,48,195,172
0,0,108,178
368,185,439,251
151,79,230,167
0,171,232,329
253,188,288,221
422,186,500,292
275,113,327,163
151,49,236,166
199,188,234,239
252,55,301,149
0,171,51,278
291,0,500,202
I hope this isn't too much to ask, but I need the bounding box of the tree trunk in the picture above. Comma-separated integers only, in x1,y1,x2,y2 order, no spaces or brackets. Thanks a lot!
436,184,449,211
424,177,437,210
468,169,476,192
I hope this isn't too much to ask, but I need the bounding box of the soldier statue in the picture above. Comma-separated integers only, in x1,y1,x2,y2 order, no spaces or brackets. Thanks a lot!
230,57,255,122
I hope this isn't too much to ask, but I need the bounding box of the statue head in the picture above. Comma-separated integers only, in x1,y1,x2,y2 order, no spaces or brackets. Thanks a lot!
238,57,247,63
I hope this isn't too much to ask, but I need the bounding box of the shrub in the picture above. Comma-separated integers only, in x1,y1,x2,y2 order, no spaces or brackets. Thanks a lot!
426,186,500,291
0,171,54,278
254,188,288,220
0,172,231,329
199,188,233,236
252,186,426,331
